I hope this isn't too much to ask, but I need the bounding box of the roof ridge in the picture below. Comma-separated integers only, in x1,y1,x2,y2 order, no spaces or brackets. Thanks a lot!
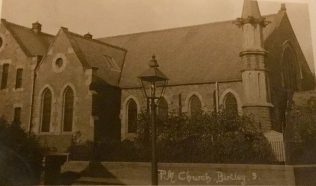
1,19,55,56
1,19,32,56
102,13,277,39
2,19,54,37
61,28,91,68
66,30,127,52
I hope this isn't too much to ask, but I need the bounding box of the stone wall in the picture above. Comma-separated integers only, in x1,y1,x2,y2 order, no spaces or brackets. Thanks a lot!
120,81,244,139
61,161,297,185
0,24,36,131
264,12,315,131
33,30,94,148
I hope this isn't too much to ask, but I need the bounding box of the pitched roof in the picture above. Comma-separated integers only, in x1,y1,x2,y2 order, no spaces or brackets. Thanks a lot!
100,13,285,88
1,19,54,56
62,29,127,87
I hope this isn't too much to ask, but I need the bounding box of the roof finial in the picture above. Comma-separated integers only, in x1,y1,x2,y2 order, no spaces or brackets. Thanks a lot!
84,32,93,39
280,3,286,12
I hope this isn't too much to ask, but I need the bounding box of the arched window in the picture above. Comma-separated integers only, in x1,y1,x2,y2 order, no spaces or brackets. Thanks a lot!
158,98,168,120
127,99,137,133
189,95,202,117
41,88,52,132
282,47,299,90
63,87,74,132
224,93,238,115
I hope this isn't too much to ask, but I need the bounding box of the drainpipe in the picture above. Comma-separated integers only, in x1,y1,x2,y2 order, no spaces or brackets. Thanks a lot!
28,55,42,136
215,82,219,112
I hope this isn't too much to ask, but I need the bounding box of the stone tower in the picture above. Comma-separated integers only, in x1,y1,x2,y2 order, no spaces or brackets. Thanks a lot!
235,0,273,131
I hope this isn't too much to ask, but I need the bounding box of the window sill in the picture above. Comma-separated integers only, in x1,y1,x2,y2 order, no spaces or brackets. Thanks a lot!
0,88,9,92
13,88,24,92
38,132,72,136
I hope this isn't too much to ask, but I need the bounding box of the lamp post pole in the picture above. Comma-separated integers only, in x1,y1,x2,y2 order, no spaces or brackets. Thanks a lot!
138,55,169,186
150,83,158,185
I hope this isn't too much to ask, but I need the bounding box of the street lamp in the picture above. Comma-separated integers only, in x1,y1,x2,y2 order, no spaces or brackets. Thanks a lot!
138,55,169,185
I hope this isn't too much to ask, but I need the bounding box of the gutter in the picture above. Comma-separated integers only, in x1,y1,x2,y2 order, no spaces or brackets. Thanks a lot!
28,55,42,136
215,82,219,112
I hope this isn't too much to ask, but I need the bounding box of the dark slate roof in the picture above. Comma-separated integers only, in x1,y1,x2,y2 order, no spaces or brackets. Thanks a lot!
100,13,285,88
62,29,127,87
1,19,54,56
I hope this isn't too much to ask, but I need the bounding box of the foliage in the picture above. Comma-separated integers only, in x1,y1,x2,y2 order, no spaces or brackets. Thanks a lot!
0,117,43,185
285,104,316,164
78,111,276,163
135,111,276,163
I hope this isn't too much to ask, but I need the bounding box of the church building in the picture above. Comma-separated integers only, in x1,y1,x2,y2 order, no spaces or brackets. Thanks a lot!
0,0,314,158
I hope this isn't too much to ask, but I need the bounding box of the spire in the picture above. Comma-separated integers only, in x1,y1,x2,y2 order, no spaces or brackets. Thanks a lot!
242,0,262,19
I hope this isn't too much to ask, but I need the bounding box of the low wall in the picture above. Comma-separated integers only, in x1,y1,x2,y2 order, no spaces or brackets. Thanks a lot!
61,161,296,185
293,165,316,185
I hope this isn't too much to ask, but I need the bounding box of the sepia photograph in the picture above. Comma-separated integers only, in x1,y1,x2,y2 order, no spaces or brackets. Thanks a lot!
0,0,315,185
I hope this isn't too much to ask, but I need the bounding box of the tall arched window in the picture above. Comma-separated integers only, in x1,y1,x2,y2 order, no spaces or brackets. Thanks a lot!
158,98,168,120
63,87,74,132
224,93,238,115
282,47,299,90
189,95,202,117
41,88,52,132
127,99,137,133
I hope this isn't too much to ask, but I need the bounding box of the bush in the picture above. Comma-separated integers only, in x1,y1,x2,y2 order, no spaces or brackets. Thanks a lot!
0,117,43,185
69,112,276,164
136,111,276,163
286,104,316,164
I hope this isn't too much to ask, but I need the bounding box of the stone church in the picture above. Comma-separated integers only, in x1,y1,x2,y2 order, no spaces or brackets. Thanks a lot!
0,0,314,157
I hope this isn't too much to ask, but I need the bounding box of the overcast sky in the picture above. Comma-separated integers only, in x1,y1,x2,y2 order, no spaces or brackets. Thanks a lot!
1,0,315,72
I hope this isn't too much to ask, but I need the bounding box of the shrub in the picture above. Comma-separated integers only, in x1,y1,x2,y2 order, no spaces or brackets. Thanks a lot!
69,112,276,164
286,104,316,164
135,111,276,163
0,117,43,185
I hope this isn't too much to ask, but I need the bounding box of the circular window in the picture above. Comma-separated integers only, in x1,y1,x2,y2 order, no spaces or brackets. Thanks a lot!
52,54,67,73
55,58,63,68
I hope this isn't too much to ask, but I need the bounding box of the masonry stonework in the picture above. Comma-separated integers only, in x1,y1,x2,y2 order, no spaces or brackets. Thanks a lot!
33,29,94,151
120,81,244,139
0,22,38,131
0,1,314,155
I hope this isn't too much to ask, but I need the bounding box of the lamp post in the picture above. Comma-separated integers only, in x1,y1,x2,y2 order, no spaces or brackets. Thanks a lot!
138,55,168,185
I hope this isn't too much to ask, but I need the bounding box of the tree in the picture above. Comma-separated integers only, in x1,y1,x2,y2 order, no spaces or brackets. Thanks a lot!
0,117,43,185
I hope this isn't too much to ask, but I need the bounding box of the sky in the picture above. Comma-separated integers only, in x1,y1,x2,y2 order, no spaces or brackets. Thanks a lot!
0,0,315,73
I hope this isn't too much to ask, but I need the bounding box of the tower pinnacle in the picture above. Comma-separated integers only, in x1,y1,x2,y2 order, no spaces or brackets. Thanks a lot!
242,0,262,19
236,0,274,131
